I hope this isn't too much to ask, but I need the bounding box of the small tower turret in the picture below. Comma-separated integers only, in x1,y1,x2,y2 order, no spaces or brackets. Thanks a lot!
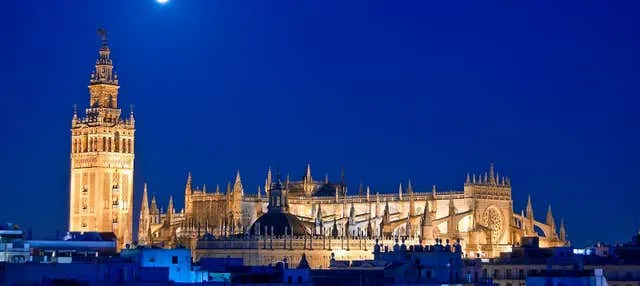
138,182,150,245
546,205,557,239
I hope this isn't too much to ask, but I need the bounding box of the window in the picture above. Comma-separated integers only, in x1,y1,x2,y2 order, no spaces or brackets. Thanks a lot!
519,269,524,279
297,276,302,283
172,256,178,264
287,276,292,284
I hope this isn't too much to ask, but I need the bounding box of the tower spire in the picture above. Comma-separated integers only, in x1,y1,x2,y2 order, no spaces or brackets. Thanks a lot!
265,167,272,196
488,162,495,184
167,195,174,224
138,182,150,245
305,163,312,182
233,170,244,196
184,172,193,215
526,195,534,219
546,204,557,238
559,219,567,242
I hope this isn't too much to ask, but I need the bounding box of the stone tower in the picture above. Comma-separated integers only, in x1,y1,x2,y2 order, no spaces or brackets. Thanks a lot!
69,29,135,250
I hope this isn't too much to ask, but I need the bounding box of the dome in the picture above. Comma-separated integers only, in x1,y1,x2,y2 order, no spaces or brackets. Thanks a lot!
249,212,309,236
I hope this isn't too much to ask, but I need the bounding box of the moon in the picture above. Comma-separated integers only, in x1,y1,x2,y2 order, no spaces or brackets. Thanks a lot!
157,0,169,4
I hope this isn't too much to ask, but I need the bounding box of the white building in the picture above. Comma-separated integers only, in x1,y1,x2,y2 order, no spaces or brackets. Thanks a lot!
527,269,608,286
0,223,29,263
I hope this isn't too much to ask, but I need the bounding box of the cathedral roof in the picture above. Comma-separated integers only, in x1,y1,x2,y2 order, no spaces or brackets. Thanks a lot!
249,212,309,236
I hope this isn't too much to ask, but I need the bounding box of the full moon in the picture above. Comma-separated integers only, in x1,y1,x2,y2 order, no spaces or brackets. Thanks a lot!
157,0,168,4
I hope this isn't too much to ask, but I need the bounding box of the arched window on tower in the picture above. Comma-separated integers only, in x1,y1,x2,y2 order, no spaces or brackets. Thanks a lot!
108,137,112,152
102,137,106,152
128,139,132,153
83,135,88,152
72,139,76,153
114,132,120,152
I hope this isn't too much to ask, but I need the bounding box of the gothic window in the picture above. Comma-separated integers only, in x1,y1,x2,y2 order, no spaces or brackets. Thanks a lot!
128,139,132,153
122,139,127,153
108,137,112,152
83,135,88,152
102,137,106,151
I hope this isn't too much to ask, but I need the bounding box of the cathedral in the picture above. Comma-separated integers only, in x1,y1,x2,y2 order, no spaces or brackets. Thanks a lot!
138,163,568,259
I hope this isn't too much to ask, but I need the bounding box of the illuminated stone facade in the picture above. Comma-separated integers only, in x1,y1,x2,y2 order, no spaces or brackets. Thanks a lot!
69,31,135,250
138,163,568,259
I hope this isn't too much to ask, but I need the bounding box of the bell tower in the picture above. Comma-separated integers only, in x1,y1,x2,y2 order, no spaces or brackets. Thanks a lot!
69,28,136,250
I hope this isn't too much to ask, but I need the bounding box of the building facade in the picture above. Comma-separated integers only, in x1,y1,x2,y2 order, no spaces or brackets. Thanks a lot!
138,163,568,259
69,30,135,250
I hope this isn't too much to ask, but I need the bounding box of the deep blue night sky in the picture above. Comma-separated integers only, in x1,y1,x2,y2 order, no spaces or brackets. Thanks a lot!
0,0,638,246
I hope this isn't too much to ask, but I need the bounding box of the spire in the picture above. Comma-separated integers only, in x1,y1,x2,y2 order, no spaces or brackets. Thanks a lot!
233,170,244,196
185,172,193,195
257,185,261,199
325,174,329,184
138,182,150,245
546,204,557,238
407,180,414,195
466,173,470,184
262,167,271,198
167,195,174,224
141,182,149,214
305,163,312,182
72,104,78,121
366,186,371,201
215,184,221,195
432,185,437,197
90,28,118,87
526,195,534,220
559,219,567,241
488,162,496,185
202,184,207,193
150,195,158,214
398,183,403,200
383,199,390,223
